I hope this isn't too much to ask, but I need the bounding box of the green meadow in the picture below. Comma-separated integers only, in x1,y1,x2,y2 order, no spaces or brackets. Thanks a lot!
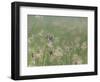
27,15,88,66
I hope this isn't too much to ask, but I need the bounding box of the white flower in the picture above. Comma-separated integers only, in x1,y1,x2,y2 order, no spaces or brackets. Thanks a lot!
53,47,63,57
64,46,70,52
72,54,82,64
47,42,53,48
32,49,44,64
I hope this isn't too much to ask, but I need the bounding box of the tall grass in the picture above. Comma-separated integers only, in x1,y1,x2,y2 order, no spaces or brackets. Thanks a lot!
27,15,88,67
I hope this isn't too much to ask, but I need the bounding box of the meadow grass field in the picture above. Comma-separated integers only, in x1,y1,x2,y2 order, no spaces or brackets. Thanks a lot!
27,15,88,67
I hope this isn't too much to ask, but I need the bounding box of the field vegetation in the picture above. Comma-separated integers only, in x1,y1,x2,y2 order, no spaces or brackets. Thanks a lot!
27,15,88,66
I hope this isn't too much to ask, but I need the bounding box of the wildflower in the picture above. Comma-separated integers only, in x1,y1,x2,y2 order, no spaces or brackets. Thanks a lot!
49,47,63,63
46,33,54,48
47,34,54,42
32,49,44,64
72,54,82,64
47,41,53,48
53,47,63,57
64,46,70,52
